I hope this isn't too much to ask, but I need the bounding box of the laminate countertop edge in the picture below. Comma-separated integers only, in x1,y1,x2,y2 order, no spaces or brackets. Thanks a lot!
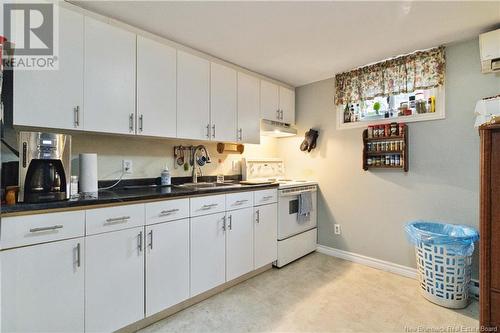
1,183,280,218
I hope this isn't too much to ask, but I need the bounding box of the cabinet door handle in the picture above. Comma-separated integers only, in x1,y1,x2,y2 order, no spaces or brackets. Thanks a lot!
212,124,216,138
206,124,210,138
148,230,153,250
139,114,144,132
228,214,233,230
222,216,226,231
276,110,280,120
233,199,248,206
74,106,80,127
238,128,242,141
202,203,218,209
129,113,134,132
29,225,63,233
105,216,130,224
256,210,260,223
76,243,81,267
159,208,179,216
262,195,273,201
138,231,143,252
280,110,284,120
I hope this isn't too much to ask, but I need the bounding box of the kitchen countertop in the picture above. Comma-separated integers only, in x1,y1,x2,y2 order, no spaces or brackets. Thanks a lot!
1,182,279,217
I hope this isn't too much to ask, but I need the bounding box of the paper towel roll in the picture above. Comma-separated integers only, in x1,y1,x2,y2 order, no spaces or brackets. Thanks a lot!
79,153,98,194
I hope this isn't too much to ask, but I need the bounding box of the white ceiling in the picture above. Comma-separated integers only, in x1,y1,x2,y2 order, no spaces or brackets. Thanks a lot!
72,1,500,87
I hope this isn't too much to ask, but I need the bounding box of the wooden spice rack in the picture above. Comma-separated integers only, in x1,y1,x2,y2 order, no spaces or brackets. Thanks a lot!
362,124,408,172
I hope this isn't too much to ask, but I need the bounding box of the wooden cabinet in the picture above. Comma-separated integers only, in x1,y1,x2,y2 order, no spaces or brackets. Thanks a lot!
254,203,278,269
226,207,254,281
137,36,177,138
260,80,295,124
260,80,280,122
1,238,85,333
177,51,210,140
13,7,84,130
279,86,295,124
211,63,237,142
83,17,136,135
85,227,145,332
190,212,226,296
481,124,500,329
145,219,190,316
237,72,261,144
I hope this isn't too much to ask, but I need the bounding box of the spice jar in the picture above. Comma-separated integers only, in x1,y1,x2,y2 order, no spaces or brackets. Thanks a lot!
368,126,373,138
384,124,390,137
5,186,18,205
385,155,390,165
399,123,405,136
390,122,398,136
367,158,373,166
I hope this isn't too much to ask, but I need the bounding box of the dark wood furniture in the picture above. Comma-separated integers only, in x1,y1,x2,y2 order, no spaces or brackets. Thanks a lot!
362,123,408,172
480,123,500,329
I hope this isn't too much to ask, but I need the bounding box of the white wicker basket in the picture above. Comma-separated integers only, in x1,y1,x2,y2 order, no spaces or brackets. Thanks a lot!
414,240,472,309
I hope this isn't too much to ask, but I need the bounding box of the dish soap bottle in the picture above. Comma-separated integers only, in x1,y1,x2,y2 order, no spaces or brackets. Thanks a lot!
160,165,171,186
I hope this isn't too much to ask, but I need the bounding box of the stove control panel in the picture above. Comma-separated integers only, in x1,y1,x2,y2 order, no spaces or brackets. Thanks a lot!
242,158,285,181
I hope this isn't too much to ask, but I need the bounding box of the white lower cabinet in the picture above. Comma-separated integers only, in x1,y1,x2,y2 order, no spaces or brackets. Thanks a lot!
1,238,85,333
226,207,254,281
85,227,145,333
254,203,278,268
145,219,190,316
190,212,226,296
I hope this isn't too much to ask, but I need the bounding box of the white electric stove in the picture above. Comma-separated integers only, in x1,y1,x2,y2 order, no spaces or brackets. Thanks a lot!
242,158,318,267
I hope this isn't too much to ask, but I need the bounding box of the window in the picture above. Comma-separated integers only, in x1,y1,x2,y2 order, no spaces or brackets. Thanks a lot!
335,47,445,129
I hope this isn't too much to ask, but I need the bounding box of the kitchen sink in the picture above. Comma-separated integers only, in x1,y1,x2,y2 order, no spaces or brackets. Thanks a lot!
176,182,241,190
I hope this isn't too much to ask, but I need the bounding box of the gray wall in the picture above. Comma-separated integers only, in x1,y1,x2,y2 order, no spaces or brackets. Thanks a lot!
277,38,500,276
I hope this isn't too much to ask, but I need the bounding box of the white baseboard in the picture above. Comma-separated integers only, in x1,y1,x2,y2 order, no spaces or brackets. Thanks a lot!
316,244,480,298
316,244,418,279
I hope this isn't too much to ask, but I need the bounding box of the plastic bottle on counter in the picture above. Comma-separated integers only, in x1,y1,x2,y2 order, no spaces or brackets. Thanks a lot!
160,165,171,186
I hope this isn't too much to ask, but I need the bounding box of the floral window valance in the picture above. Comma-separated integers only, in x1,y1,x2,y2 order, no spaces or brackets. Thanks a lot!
334,46,445,105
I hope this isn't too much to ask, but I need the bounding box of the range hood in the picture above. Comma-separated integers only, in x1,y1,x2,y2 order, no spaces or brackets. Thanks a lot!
260,119,297,137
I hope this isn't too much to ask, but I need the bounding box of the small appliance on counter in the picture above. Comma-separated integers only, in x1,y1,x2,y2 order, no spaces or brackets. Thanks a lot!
18,131,71,203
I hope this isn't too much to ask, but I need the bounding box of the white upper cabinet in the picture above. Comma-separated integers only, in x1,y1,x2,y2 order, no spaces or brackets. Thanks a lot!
177,51,210,140
83,17,136,135
279,86,296,124
13,7,84,130
137,36,177,138
237,72,261,144
260,80,280,122
260,80,295,124
210,63,237,142
1,238,85,333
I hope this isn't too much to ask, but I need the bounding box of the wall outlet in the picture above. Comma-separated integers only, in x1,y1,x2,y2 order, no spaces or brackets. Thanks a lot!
334,224,341,235
122,160,133,174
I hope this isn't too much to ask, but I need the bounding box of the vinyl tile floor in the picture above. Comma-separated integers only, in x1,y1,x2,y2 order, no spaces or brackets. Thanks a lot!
139,252,478,333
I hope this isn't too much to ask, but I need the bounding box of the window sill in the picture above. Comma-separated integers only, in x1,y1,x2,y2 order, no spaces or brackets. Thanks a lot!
338,111,445,130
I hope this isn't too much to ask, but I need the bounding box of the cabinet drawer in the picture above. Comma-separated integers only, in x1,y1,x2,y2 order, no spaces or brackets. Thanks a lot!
145,198,189,225
0,211,85,249
226,191,253,211
86,204,145,236
254,189,278,206
190,195,225,217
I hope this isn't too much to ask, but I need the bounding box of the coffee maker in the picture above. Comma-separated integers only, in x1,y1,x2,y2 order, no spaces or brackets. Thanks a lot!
18,132,71,203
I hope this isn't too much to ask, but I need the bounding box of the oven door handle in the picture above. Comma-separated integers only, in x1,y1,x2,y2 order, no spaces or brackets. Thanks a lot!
279,189,317,197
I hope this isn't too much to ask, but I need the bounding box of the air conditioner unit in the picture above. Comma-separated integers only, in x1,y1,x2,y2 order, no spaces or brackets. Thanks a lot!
480,29,500,73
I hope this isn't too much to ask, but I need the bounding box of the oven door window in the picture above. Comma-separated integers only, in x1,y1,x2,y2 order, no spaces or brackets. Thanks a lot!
289,199,298,214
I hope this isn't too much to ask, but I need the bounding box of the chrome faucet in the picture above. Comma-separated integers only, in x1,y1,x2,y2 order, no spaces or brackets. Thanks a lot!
191,145,211,183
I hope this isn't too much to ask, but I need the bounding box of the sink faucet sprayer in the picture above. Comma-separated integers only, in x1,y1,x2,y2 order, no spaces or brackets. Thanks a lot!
191,145,211,183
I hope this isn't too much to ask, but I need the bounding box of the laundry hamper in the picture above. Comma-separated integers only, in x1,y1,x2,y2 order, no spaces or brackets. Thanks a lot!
405,221,479,309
